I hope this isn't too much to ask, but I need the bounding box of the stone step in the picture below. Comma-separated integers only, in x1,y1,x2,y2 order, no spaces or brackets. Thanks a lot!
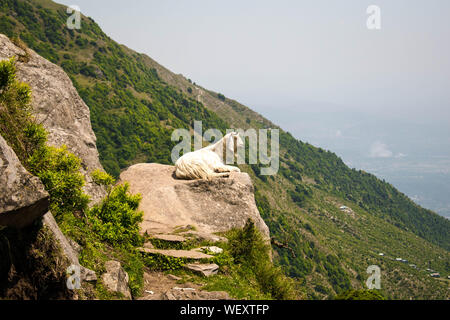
179,231,228,243
193,246,224,255
138,247,213,260
143,242,154,249
184,263,219,277
151,234,187,243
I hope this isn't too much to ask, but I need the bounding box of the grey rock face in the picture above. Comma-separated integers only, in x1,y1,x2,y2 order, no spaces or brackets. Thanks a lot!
0,134,49,228
0,34,106,204
102,260,132,299
120,163,270,240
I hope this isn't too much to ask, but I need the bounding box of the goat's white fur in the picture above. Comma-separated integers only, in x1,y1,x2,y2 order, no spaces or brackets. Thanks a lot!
175,132,243,180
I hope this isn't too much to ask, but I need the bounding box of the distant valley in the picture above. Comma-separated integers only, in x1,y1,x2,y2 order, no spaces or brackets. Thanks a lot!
256,103,450,219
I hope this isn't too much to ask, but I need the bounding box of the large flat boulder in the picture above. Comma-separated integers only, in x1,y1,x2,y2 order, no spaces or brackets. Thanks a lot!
0,134,49,228
119,163,270,240
0,34,106,204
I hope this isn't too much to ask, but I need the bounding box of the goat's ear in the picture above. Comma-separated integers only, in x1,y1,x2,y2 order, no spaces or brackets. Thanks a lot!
226,133,235,145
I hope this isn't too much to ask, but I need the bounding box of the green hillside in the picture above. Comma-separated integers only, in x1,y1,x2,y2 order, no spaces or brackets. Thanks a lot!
1,0,449,299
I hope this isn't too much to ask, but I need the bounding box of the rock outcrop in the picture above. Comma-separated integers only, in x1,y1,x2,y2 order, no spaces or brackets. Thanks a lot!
0,134,49,228
0,133,95,298
184,263,219,277
0,34,106,203
119,163,270,240
102,261,132,299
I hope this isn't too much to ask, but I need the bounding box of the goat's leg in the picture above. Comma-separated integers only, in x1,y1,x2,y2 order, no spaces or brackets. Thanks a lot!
224,165,240,172
214,165,240,173
214,165,229,173
207,172,230,180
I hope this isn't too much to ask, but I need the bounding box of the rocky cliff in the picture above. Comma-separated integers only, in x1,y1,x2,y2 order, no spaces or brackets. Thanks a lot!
0,31,272,300
0,134,49,228
0,132,75,299
0,33,102,299
0,34,106,203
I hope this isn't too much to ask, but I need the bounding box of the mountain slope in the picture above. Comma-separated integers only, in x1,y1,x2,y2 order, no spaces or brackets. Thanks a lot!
139,50,450,250
1,0,449,299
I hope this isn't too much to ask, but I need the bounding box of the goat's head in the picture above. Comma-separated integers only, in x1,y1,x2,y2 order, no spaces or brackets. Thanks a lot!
224,131,244,154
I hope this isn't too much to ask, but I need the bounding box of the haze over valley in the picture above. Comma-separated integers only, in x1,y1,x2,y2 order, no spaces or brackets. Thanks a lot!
257,103,450,219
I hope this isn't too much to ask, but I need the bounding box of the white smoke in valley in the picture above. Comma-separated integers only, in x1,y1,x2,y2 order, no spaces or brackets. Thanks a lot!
369,141,393,158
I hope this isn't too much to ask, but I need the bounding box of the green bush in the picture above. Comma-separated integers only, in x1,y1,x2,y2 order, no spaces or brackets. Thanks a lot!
0,58,46,163
212,251,234,267
288,184,312,206
121,251,145,296
227,220,298,300
142,253,185,271
0,57,17,89
28,145,90,218
0,15,16,38
229,219,267,264
323,254,352,293
88,180,143,248
91,169,115,191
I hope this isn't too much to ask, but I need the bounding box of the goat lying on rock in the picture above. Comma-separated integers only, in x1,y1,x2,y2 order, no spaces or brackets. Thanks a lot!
175,132,243,180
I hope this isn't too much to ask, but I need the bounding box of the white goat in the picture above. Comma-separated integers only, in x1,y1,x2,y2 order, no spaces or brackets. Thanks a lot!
175,132,243,180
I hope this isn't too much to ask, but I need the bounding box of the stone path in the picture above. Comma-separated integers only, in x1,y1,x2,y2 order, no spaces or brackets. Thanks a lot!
138,272,230,300
137,227,228,300
138,247,214,260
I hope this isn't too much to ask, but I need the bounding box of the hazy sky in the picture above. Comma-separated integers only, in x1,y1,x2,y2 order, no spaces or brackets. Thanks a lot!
56,0,450,124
